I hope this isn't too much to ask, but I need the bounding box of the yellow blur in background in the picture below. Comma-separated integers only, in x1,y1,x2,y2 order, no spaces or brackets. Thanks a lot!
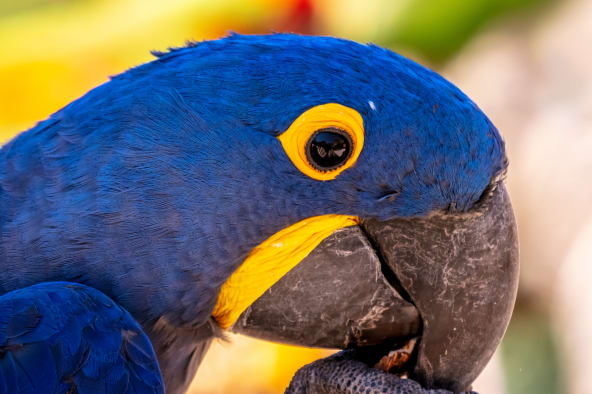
192,335,332,394
0,0,301,142
2,0,591,393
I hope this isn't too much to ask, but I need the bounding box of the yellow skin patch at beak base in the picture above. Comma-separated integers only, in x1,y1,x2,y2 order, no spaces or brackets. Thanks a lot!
212,214,359,329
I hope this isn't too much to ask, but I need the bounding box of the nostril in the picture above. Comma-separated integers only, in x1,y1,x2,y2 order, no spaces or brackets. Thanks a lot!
377,191,400,202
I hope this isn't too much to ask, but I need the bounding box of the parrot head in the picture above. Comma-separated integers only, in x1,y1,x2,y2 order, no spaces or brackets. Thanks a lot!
0,33,518,392
139,34,516,391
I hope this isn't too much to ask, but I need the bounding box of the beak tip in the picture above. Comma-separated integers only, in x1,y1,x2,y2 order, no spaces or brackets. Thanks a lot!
363,183,519,391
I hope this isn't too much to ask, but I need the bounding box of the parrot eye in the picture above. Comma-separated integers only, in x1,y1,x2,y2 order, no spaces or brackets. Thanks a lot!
278,103,365,181
306,128,353,171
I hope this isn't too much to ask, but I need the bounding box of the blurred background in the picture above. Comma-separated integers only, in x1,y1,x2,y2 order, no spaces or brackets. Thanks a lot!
1,0,590,393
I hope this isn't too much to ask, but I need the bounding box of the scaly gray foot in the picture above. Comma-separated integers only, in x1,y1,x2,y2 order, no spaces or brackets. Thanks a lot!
285,350,477,394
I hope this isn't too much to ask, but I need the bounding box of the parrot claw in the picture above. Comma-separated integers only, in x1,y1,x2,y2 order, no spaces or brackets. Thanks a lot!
375,337,418,375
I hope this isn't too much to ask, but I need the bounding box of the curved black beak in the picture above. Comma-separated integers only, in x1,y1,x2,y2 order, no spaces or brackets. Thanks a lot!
361,183,519,391
232,183,519,392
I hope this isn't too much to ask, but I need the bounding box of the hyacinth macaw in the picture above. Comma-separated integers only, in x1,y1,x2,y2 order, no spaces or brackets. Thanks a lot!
0,34,519,394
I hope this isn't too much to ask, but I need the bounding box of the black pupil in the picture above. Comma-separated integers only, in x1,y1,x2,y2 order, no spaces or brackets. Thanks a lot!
307,128,352,171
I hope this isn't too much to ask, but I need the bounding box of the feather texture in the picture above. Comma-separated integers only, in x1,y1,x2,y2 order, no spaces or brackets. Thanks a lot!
0,282,164,393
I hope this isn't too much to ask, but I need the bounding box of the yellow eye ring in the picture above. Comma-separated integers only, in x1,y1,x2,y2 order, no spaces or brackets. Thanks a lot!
278,103,365,181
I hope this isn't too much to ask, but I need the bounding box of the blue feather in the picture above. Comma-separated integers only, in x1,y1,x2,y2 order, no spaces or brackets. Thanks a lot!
0,282,164,394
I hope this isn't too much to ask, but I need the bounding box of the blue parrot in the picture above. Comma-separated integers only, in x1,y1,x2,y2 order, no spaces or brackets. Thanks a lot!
0,34,518,393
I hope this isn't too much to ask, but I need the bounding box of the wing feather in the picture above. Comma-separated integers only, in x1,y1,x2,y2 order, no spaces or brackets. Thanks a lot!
0,282,164,394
